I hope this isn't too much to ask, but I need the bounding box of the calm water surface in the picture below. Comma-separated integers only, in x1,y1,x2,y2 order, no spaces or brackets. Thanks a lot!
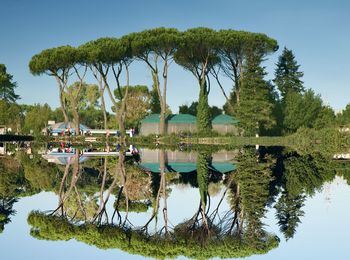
0,145,349,259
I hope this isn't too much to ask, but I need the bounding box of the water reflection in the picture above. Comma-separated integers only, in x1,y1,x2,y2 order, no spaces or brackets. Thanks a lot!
28,145,279,258
1,144,349,258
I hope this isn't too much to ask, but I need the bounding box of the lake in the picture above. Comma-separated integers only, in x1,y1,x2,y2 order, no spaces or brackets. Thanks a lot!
0,143,349,259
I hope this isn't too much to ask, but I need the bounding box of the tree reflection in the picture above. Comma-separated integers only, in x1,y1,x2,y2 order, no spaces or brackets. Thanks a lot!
274,150,336,240
228,147,275,247
0,198,17,233
0,156,25,233
20,143,349,258
26,147,280,258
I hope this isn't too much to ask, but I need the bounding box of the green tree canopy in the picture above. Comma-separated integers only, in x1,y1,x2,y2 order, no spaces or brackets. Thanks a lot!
20,154,59,191
27,211,278,259
274,47,304,101
29,45,80,123
0,64,20,103
29,45,78,75
128,27,181,135
0,100,23,131
175,27,220,133
22,103,53,134
64,82,98,112
234,148,275,246
217,30,277,113
336,103,350,126
179,101,223,118
113,85,151,128
80,37,132,67
283,89,334,133
236,53,276,136
150,83,161,113
0,157,25,198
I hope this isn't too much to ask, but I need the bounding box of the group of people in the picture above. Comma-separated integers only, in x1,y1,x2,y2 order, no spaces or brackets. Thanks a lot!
47,142,75,153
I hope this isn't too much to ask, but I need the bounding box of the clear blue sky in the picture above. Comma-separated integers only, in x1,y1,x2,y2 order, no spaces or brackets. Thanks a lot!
1,0,349,112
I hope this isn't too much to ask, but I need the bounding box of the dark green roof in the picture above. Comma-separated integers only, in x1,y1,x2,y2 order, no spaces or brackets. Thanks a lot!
140,162,196,173
139,162,236,174
141,114,196,124
167,114,196,124
141,114,161,123
212,114,239,125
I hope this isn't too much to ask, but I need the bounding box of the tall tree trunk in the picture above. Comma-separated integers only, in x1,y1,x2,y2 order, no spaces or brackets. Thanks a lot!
55,75,70,124
72,66,87,135
117,64,129,145
101,91,108,129
71,98,80,135
236,59,243,105
91,67,108,129
160,61,168,136
197,79,211,133
152,71,166,136
119,151,129,224
159,149,169,234
59,87,69,123
197,151,210,233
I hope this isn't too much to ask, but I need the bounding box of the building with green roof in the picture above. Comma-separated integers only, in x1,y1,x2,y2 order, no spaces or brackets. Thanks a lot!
139,148,237,174
140,113,239,135
212,114,239,135
140,114,197,135
139,162,236,174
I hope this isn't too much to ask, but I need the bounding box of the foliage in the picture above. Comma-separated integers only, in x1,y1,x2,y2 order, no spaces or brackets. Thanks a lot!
64,194,99,221
64,82,100,111
234,148,274,245
29,45,78,75
27,211,279,259
20,153,59,191
22,103,53,135
0,198,17,234
273,149,336,241
113,85,151,128
29,45,81,123
122,163,152,201
236,54,275,136
129,27,181,59
313,106,336,129
51,108,64,122
26,27,343,139
0,157,25,198
282,152,335,197
175,27,220,133
336,103,350,126
197,83,212,133
290,127,348,157
0,100,23,132
197,152,210,208
283,90,335,133
179,101,198,115
274,191,305,240
219,30,278,114
150,83,161,113
129,27,181,135
179,101,223,118
80,107,107,129
273,47,304,100
80,37,131,66
0,64,20,103
334,162,350,185
115,199,150,213
174,28,220,73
